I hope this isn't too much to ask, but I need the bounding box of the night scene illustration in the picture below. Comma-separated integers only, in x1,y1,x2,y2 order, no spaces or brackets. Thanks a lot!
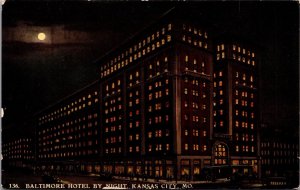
1,1,299,189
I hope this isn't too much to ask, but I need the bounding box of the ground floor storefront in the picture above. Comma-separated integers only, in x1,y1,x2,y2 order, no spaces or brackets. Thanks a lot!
34,156,258,181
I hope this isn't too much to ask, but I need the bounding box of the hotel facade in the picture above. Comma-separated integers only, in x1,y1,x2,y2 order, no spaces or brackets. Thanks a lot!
3,14,259,180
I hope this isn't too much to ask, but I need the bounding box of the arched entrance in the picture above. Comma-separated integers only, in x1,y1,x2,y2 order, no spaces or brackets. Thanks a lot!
212,142,230,165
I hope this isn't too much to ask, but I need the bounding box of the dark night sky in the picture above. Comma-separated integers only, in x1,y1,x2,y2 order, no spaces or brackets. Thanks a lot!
2,1,299,136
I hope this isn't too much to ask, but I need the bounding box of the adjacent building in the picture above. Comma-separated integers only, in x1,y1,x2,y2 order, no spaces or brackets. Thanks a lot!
2,137,35,170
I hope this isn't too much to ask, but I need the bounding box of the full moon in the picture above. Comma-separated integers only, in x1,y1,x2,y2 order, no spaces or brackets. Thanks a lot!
38,32,46,41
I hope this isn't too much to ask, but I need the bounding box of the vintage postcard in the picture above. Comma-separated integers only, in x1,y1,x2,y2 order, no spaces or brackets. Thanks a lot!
1,1,299,189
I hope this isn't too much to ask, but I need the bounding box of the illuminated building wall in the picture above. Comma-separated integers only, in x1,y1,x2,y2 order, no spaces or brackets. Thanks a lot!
214,42,258,173
97,19,213,180
11,14,259,180
36,81,101,173
2,138,34,168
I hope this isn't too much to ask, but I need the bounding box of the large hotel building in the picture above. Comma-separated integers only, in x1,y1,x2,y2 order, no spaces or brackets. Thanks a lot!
3,12,260,180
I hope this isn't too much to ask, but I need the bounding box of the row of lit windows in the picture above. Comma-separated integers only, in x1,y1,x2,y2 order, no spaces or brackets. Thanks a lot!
148,115,170,125
261,142,298,149
184,101,207,111
183,144,207,151
235,72,255,82
183,114,207,123
106,136,122,144
235,133,255,142
40,139,98,150
214,71,255,83
214,110,224,116
234,90,255,100
234,109,255,118
129,134,140,141
148,89,169,101
182,35,208,50
262,158,297,165
3,150,32,154
232,45,255,57
40,120,98,137
232,54,256,66
214,90,255,101
148,144,170,152
216,53,256,67
4,138,31,146
105,147,122,154
100,24,172,78
261,150,297,157
129,146,140,153
4,144,31,151
184,88,207,97
183,24,208,39
39,150,98,159
184,129,207,137
39,91,99,123
234,121,255,129
213,121,255,129
147,129,170,138
235,145,255,153
184,76,207,87
4,155,34,160
184,101,207,109
39,132,98,147
40,127,97,141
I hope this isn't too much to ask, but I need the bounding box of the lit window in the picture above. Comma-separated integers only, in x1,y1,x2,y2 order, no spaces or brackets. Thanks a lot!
235,121,239,127
242,74,246,81
168,23,172,30
184,144,188,150
219,81,223,86
185,130,188,136
184,88,188,95
235,99,239,105
220,99,223,104
220,121,223,127
167,35,171,42
185,55,189,62
221,52,225,58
